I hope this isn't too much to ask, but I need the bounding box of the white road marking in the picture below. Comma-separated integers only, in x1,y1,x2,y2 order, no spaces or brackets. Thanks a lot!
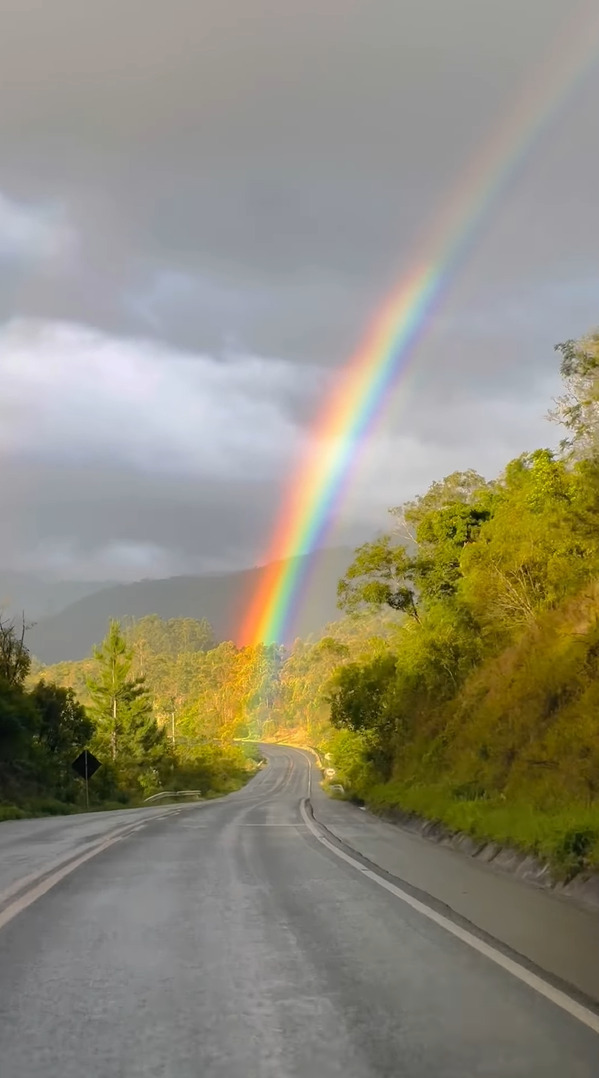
300,799,599,1037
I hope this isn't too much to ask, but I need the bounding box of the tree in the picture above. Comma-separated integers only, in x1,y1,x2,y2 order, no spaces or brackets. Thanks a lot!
459,450,598,637
0,614,31,687
338,480,492,619
337,536,419,619
126,615,215,662
328,654,399,780
29,681,95,799
31,680,94,758
86,621,168,787
0,677,38,762
551,332,599,458
329,654,397,736
0,616,37,763
414,500,492,603
391,469,491,542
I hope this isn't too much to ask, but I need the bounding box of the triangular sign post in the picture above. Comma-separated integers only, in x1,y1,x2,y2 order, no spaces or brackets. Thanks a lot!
71,749,101,809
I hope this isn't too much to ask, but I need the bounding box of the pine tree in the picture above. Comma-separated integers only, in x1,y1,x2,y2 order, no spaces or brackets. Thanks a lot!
86,621,168,784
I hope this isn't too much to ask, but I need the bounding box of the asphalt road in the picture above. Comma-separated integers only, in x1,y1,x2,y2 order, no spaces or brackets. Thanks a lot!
0,800,193,898
1,746,598,1077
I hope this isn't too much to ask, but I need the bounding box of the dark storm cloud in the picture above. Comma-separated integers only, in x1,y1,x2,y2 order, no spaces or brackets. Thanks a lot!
0,0,598,577
1,0,595,360
0,455,281,579
0,318,322,576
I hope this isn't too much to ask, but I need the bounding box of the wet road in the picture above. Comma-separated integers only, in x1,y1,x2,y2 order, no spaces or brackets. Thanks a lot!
0,746,598,1077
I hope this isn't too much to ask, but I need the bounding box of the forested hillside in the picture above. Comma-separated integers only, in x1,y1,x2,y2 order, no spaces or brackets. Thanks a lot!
26,547,355,663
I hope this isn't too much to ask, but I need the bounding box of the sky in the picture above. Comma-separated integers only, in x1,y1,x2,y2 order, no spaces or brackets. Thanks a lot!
1,0,598,582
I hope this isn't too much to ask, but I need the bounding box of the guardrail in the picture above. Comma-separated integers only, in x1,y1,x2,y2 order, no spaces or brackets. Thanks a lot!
143,790,202,803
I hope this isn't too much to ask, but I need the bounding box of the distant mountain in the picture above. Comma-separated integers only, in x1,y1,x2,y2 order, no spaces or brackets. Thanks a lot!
26,547,356,664
0,572,117,623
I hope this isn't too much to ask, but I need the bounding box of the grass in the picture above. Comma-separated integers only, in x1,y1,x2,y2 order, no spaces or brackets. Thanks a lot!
0,797,78,822
240,742,265,765
0,805,27,821
360,780,599,880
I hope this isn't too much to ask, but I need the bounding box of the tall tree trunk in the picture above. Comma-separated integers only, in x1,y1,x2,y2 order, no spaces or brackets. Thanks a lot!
111,695,118,761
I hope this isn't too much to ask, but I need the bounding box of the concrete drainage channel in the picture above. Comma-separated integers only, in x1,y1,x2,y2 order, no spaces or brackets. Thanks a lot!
364,804,599,914
306,744,599,915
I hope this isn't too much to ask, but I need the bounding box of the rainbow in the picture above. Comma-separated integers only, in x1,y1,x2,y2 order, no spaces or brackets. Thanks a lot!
240,2,599,647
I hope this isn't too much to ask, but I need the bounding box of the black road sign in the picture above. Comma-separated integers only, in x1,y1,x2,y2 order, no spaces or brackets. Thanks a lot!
72,749,101,781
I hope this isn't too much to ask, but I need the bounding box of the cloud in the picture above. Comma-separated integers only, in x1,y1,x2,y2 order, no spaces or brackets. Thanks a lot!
0,190,75,265
0,319,318,479
0,453,283,580
0,318,326,576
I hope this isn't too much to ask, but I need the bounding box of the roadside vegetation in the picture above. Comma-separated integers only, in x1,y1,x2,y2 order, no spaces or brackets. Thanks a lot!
1,617,264,818
314,330,599,879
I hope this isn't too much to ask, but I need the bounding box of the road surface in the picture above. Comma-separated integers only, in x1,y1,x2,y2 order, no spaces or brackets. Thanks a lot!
0,745,598,1077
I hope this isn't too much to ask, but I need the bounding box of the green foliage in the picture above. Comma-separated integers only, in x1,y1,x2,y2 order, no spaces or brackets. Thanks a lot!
363,780,599,879
394,469,491,531
0,615,31,686
0,617,99,811
125,614,215,658
4,630,264,817
338,471,493,621
166,742,256,798
0,805,26,821
317,328,599,877
268,611,397,745
338,536,418,617
329,655,397,735
551,331,599,458
0,675,39,761
28,681,94,801
33,617,273,810
459,450,598,640
86,620,169,795
31,681,93,758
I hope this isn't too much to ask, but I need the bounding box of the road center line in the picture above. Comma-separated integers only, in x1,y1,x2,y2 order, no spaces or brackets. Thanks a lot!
300,798,599,1036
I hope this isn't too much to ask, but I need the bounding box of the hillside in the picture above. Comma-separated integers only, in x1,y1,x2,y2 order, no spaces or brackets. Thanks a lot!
26,547,355,663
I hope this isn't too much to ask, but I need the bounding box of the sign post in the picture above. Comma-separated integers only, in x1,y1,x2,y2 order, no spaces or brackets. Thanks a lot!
71,749,101,809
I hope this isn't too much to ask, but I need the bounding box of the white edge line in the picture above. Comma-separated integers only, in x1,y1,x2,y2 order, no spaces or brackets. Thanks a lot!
300,799,599,1036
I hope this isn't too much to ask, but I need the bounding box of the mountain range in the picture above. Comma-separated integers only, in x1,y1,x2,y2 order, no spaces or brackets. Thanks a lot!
16,547,355,664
